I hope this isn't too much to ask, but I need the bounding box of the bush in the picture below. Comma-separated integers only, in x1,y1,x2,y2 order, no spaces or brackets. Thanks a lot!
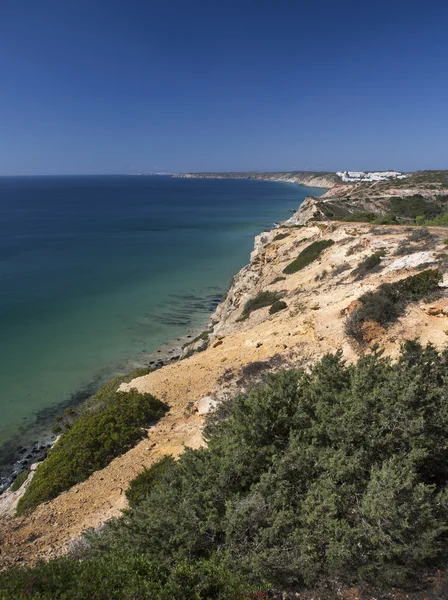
388,195,440,219
269,300,287,314
339,211,377,223
352,250,386,279
4,343,448,597
371,213,398,225
416,213,448,226
283,239,334,274
126,456,176,509
242,291,281,317
345,269,442,343
9,470,29,492
272,232,289,242
17,389,169,514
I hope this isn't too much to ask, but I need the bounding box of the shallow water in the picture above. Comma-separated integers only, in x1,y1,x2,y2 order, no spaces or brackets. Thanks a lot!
0,175,324,487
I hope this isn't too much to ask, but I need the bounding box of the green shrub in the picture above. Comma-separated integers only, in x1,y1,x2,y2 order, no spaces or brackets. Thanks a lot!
371,213,399,225
242,291,281,317
388,195,440,219
126,456,176,509
17,389,168,514
345,269,442,343
272,232,289,242
4,343,448,597
283,239,334,274
352,250,386,279
339,211,377,223
416,213,448,226
269,300,287,314
9,470,29,492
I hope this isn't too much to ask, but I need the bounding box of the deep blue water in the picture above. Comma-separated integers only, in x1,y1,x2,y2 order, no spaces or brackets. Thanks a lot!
0,175,324,488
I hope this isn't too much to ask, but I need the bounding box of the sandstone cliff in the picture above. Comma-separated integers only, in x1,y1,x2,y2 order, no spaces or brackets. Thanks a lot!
2,212,448,568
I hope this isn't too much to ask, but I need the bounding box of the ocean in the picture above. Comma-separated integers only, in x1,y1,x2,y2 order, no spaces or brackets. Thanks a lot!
0,175,324,489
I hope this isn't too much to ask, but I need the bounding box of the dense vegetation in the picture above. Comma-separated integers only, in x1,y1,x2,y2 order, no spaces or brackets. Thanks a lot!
345,268,442,344
388,195,441,220
283,239,334,274
339,211,376,223
3,341,448,599
17,388,168,514
416,213,448,226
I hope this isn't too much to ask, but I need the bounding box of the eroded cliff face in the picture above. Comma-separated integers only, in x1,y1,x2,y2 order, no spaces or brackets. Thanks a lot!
175,171,340,190
2,209,448,568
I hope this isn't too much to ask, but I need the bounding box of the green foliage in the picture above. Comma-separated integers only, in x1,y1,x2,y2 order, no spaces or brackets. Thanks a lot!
352,250,386,279
339,211,377,223
371,213,398,225
345,269,442,343
126,456,176,509
388,195,440,219
337,212,398,225
272,232,289,242
283,239,334,274
416,212,448,226
17,389,168,514
4,343,448,597
0,552,263,600
242,291,281,317
268,300,287,314
9,470,29,492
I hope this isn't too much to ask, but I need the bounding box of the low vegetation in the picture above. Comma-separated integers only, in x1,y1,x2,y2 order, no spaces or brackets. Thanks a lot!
388,195,440,220
17,389,168,514
125,455,175,509
272,232,289,241
345,268,442,344
352,250,386,279
3,342,448,599
416,212,448,226
268,299,287,314
339,211,376,223
9,470,29,492
240,291,282,318
283,239,334,274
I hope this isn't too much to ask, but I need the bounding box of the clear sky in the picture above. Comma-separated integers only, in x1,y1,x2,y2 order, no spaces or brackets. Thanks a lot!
1,0,447,175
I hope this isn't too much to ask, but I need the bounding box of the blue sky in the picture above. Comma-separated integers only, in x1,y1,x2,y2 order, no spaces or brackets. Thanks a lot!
1,0,447,175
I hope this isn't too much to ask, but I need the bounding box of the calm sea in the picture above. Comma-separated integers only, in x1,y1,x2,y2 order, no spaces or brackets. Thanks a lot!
0,175,324,488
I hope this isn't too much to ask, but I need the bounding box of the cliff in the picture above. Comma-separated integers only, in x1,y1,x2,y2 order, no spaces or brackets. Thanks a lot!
174,170,341,189
2,208,448,568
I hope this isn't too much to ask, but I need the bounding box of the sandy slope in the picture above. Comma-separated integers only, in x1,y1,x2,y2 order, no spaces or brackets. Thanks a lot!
1,221,448,568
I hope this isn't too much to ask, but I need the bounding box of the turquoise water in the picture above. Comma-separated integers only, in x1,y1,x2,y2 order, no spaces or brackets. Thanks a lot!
0,175,324,486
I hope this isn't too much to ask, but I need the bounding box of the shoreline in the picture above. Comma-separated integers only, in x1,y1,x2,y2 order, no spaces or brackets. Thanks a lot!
1,177,326,495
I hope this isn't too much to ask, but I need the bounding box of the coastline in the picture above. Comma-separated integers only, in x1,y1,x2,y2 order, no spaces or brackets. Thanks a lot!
3,170,448,566
1,177,326,496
